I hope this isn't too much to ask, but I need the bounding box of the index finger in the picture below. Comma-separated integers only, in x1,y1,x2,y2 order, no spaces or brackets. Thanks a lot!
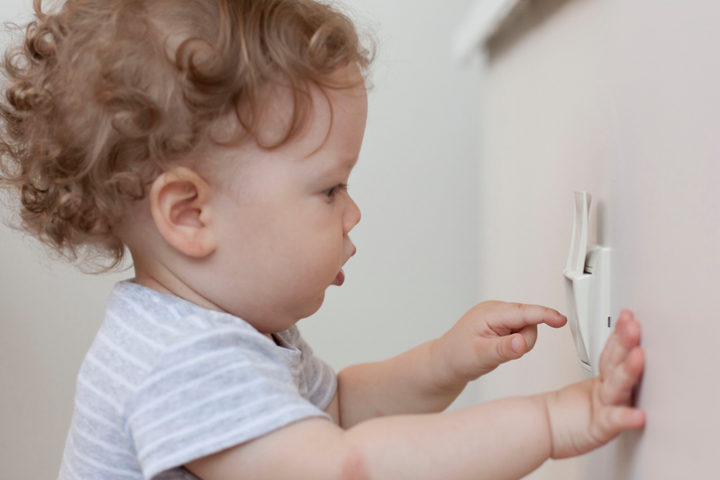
487,302,568,332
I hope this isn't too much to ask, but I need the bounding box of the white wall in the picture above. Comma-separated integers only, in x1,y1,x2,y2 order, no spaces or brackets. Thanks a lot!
473,0,720,478
0,4,130,479
0,2,483,479
300,0,483,396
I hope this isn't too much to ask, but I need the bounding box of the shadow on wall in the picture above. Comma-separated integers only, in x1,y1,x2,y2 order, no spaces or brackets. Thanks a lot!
585,429,643,479
617,431,643,478
484,0,581,63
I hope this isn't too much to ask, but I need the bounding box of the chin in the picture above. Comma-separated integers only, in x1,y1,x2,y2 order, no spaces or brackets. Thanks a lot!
297,293,326,320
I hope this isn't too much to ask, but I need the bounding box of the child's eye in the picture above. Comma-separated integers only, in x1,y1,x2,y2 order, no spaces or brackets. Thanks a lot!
323,183,348,198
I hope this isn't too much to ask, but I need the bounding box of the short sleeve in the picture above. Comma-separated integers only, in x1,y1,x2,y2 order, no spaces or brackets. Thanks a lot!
125,325,330,479
281,326,337,409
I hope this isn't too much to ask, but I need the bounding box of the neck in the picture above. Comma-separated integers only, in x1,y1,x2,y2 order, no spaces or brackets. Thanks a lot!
131,253,225,314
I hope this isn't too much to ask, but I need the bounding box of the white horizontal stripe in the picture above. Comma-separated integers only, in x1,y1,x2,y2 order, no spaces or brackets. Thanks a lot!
69,431,138,478
137,346,236,391
133,378,268,437
164,325,262,355
85,351,135,391
128,360,251,423
144,290,189,313
97,331,152,371
320,380,337,408
61,450,78,480
74,425,135,460
314,377,335,409
108,311,163,351
121,297,182,336
63,435,79,479
73,453,138,478
137,392,293,458
133,377,268,438
134,327,268,388
308,364,327,396
150,404,323,474
171,307,205,328
78,376,123,413
75,401,123,434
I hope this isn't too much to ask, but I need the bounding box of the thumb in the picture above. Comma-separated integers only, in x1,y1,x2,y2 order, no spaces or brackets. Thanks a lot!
494,334,527,362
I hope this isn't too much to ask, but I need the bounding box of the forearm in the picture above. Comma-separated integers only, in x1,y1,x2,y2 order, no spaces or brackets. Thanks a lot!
341,394,552,480
189,393,554,480
337,338,465,427
335,302,570,428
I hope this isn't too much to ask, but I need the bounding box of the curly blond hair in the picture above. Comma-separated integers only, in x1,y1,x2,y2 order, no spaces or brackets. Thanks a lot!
0,0,371,268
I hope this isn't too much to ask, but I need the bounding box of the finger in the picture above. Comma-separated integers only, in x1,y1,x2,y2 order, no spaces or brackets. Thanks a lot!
599,311,642,378
598,325,624,379
518,325,538,351
615,311,641,347
488,302,567,334
594,405,646,441
486,334,527,364
602,346,645,406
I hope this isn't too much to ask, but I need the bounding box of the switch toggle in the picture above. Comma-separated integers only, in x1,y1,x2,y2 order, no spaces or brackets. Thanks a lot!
563,192,613,377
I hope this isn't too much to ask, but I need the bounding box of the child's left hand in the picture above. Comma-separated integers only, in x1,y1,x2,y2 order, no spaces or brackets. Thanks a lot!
545,309,645,458
435,301,567,386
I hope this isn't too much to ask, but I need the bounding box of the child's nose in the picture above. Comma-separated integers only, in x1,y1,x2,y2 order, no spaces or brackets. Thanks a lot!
344,196,361,234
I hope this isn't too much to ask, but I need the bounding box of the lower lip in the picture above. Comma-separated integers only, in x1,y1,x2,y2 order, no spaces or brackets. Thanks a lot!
333,269,345,286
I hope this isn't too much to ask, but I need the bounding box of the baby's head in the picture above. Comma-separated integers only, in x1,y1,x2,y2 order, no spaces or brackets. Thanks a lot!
0,0,371,330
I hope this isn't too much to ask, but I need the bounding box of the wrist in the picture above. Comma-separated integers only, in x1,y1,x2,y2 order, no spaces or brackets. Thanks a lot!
428,336,470,394
541,379,596,459
536,391,557,459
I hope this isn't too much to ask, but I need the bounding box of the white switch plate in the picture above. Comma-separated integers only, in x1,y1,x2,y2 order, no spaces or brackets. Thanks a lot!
563,192,614,376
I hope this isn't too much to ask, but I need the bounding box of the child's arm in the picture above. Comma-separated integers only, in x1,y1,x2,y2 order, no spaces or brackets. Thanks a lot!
333,301,567,426
186,310,645,480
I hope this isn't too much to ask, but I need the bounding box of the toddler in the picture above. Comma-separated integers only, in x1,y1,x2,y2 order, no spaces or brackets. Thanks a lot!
0,0,645,479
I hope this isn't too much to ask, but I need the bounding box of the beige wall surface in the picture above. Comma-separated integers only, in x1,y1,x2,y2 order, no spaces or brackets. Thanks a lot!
475,0,720,478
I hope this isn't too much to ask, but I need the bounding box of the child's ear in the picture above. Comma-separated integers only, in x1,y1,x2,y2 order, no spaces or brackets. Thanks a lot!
149,166,217,258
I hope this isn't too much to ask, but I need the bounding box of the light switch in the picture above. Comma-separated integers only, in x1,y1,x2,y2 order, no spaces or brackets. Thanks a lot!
563,192,613,377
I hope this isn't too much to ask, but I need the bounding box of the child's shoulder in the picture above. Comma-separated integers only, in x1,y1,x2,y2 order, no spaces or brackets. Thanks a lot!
99,281,301,366
105,281,262,339
82,281,303,405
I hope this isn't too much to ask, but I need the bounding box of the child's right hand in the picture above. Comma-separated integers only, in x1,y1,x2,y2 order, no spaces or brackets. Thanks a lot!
435,300,567,385
544,310,646,458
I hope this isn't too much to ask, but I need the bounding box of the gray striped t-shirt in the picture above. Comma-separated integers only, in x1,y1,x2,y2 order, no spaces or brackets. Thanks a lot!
57,281,336,480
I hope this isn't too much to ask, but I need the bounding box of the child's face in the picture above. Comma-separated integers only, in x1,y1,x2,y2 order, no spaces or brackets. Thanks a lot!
202,67,367,332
